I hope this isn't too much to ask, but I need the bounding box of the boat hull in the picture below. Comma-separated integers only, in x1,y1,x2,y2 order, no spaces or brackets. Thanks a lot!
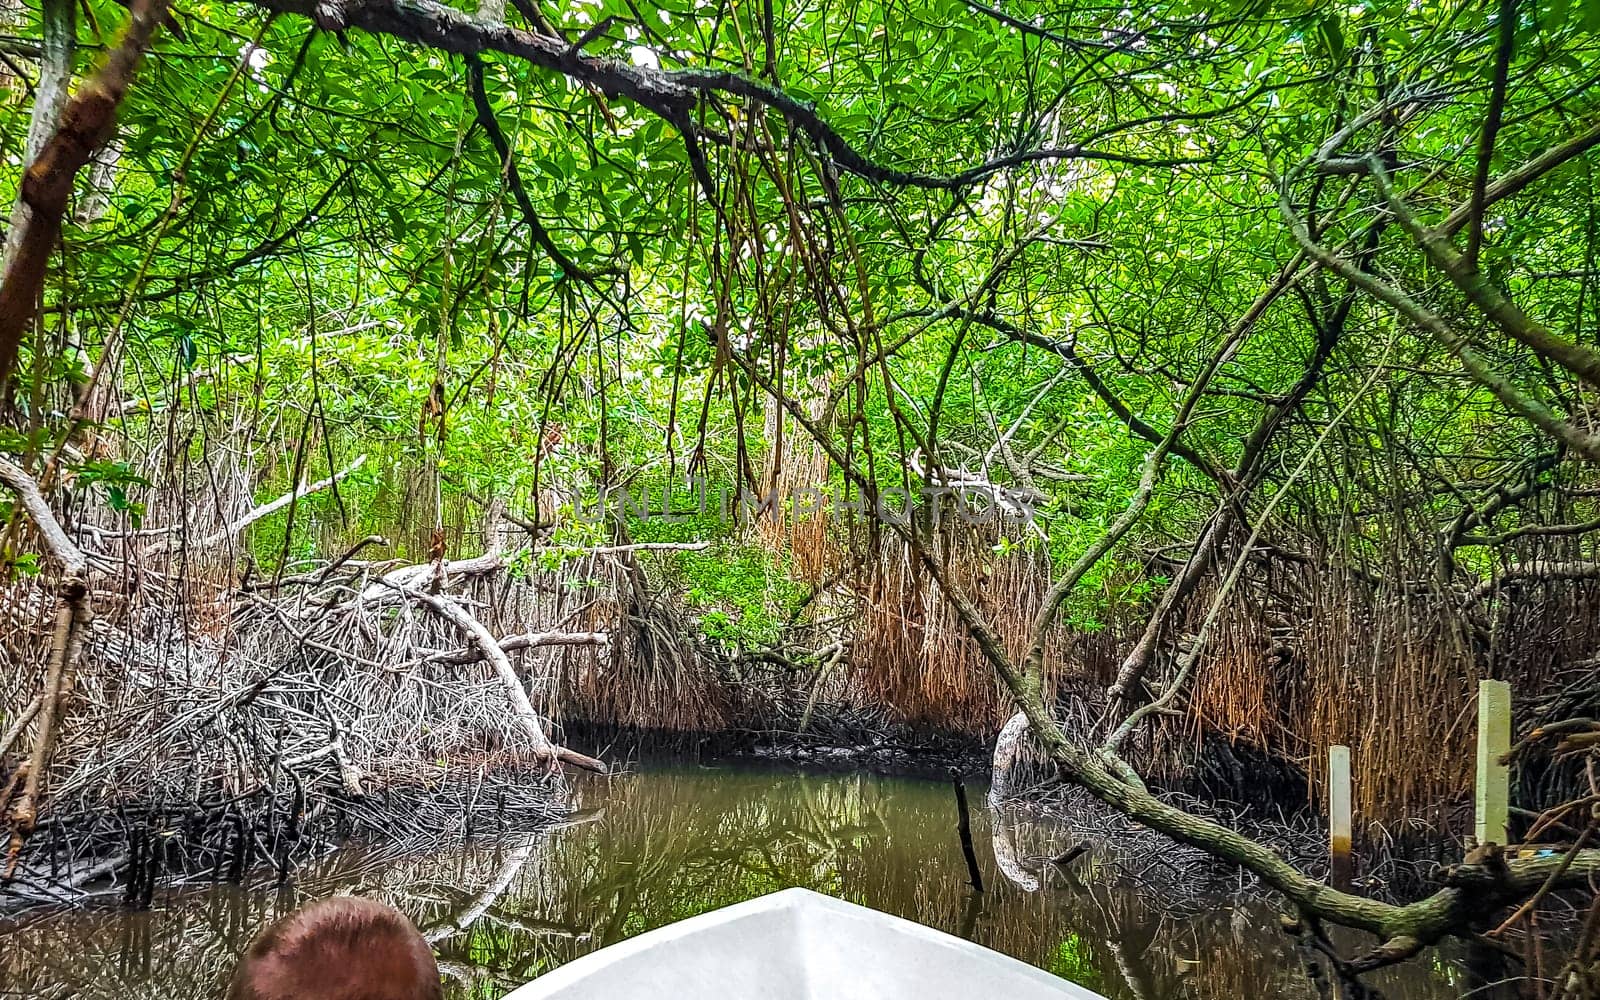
502,887,1105,999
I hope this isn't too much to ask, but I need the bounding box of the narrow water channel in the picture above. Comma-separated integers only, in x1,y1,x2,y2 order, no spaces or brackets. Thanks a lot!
2,760,1474,999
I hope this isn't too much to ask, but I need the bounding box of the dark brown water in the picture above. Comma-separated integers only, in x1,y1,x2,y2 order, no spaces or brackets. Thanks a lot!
1,761,1478,999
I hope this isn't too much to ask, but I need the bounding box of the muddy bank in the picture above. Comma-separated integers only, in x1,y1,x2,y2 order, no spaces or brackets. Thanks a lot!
0,765,566,917
561,714,993,777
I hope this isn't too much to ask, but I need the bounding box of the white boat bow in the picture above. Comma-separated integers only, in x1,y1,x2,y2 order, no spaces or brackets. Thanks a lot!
501,886,1106,999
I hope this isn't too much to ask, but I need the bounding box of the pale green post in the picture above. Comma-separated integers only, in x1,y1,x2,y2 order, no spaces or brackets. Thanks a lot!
1475,679,1512,847
1328,744,1352,888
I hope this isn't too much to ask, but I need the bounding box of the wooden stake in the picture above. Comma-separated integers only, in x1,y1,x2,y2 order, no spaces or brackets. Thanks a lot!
952,778,984,893
1329,744,1352,889
1475,679,1512,847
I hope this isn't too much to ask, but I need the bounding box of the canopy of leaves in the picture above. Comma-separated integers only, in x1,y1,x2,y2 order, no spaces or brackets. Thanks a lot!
1,0,1597,613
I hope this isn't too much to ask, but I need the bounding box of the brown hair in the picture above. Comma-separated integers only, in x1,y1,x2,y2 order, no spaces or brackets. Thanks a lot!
227,896,442,1000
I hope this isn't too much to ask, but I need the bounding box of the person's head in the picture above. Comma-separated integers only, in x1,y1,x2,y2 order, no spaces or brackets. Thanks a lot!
227,896,442,1000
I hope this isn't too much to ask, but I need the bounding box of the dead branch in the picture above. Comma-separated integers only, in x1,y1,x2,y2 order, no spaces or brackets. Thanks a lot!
156,454,366,554
988,710,1032,809
282,711,364,795
577,541,712,555
354,540,709,605
0,456,92,879
391,581,607,773
356,551,509,604
1468,561,1600,603
0,695,43,760
241,534,388,591
0,457,87,575
419,630,610,667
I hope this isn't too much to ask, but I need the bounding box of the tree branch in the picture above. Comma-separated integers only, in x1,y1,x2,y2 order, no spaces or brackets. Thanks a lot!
0,457,91,879
465,54,614,283
0,0,74,275
421,630,610,666
250,0,1201,195
1465,0,1517,270
1437,120,1600,239
942,308,1224,481
1467,560,1600,602
388,581,607,773
159,454,366,555
1278,186,1600,461
0,457,87,575
1365,156,1600,392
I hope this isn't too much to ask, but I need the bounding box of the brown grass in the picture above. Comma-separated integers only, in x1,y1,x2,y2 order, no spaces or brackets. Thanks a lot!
1177,543,1600,829
847,518,1070,737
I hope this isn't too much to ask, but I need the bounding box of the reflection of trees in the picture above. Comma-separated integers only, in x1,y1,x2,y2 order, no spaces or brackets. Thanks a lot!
430,767,1469,1000
1,847,434,999
988,804,1470,1000
2,765,1472,1000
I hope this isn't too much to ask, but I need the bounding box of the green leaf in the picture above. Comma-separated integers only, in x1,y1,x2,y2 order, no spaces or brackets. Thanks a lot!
177,332,197,369
1318,15,1345,65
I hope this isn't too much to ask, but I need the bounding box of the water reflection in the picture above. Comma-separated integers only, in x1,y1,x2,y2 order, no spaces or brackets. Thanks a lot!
1,761,1473,999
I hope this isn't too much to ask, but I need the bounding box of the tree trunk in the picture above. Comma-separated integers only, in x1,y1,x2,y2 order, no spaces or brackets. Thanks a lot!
988,710,1030,809
0,456,90,879
0,0,170,390
1,0,74,273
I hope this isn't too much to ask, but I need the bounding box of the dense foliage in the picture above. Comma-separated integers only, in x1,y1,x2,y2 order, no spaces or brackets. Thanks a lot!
0,0,1593,590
